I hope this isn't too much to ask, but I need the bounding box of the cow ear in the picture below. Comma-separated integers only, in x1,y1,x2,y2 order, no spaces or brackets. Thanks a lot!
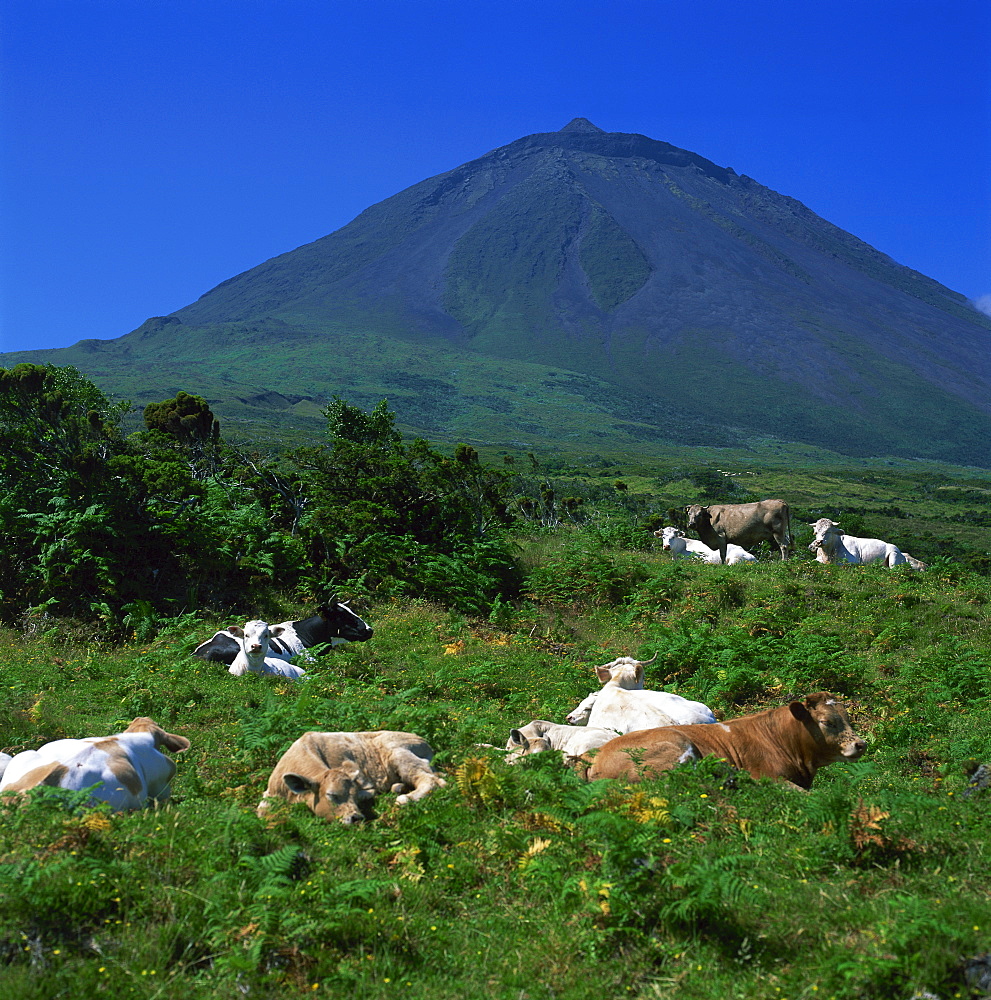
339,759,361,780
270,626,285,637
595,665,613,683
788,702,812,722
155,730,191,753
508,729,525,747
228,626,245,638
635,665,645,685
283,772,319,796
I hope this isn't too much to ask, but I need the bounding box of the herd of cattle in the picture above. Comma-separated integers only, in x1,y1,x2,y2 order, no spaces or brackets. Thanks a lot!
655,499,926,570
0,545,871,822
0,499,916,820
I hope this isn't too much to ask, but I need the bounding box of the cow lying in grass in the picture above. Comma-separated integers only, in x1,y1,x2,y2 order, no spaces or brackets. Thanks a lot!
193,597,373,665
0,717,190,810
808,519,922,569
227,620,307,680
258,731,446,824
566,655,717,733
503,721,620,763
585,692,865,790
654,526,756,564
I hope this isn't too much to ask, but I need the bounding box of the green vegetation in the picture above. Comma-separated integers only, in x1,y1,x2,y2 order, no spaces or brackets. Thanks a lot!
1,365,990,998
578,204,652,310
0,366,515,622
444,168,584,342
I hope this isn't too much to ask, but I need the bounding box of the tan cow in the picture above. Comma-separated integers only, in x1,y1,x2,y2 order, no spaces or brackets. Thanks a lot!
258,730,446,823
585,692,865,790
686,500,792,562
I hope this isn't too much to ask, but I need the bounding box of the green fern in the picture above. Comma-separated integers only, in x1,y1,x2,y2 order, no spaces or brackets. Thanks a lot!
662,854,759,922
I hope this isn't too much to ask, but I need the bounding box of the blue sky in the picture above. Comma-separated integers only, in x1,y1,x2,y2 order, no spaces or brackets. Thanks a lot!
2,0,989,354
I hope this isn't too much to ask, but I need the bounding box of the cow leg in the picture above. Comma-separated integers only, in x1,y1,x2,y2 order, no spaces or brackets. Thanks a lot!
639,735,700,779
395,772,446,804
391,750,446,804
590,732,699,782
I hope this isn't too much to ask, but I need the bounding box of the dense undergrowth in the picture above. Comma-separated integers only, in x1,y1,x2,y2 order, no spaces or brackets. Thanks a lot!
2,539,990,1000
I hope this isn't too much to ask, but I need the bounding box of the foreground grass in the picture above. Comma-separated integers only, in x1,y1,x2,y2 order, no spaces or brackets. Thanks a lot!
1,552,990,999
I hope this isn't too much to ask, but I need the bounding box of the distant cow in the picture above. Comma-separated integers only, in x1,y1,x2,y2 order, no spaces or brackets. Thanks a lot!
0,717,190,811
686,500,791,562
808,519,908,568
193,597,372,665
586,692,865,790
654,526,756,565
567,655,717,733
258,731,446,824
227,620,308,680
504,721,619,763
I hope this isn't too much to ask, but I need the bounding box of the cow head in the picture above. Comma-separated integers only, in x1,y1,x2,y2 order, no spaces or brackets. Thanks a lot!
319,597,374,642
808,519,840,554
594,654,657,688
566,693,596,725
280,760,378,824
505,726,553,762
654,526,682,549
686,504,709,529
229,620,285,659
788,692,866,764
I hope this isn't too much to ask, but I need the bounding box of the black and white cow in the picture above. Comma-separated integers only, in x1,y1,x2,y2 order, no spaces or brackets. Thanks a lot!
193,597,373,665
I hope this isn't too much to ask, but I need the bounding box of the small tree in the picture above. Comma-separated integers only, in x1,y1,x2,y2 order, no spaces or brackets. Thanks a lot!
143,391,222,477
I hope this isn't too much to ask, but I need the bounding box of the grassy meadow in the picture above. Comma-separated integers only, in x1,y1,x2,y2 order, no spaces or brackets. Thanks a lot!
2,521,991,999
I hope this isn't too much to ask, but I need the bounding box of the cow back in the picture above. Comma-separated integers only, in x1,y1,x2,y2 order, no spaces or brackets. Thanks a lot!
587,694,863,788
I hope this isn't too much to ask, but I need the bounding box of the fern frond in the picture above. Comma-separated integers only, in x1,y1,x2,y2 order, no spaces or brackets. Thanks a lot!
454,757,504,807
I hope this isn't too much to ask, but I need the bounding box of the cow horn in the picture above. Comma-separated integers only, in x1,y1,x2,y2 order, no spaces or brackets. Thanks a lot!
637,653,658,666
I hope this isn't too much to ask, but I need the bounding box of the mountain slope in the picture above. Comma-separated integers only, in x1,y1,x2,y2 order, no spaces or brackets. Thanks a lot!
5,118,990,463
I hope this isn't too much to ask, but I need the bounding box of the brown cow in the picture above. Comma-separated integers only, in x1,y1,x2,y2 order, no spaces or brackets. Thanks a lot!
257,730,445,823
686,500,791,563
585,692,865,790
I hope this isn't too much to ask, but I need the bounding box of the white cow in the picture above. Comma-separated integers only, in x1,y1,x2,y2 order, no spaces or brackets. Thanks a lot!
654,526,756,564
808,519,908,568
566,656,717,734
504,721,620,763
0,717,190,811
228,620,307,680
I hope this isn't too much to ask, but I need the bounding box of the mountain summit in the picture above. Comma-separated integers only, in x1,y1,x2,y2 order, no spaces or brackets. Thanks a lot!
7,122,991,462
559,117,605,133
